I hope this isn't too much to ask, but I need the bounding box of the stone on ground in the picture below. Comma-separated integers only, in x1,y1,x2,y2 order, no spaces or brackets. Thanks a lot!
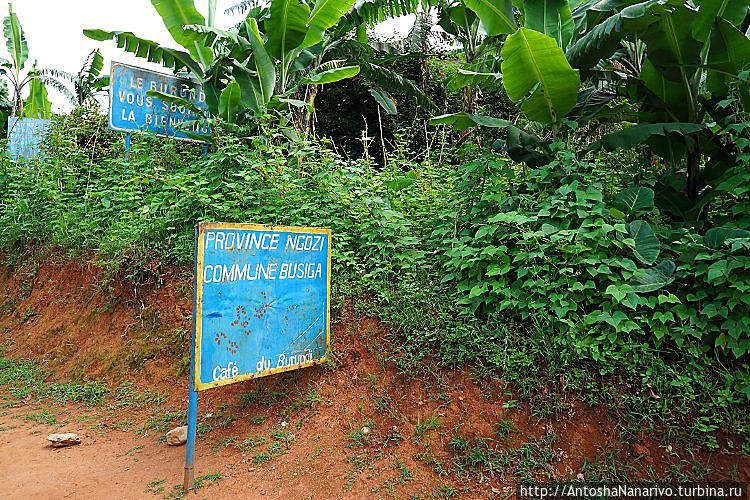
47,433,81,448
166,425,188,446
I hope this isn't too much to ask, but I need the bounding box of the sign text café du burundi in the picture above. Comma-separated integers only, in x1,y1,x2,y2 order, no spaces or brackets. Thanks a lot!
194,223,332,390
109,62,209,140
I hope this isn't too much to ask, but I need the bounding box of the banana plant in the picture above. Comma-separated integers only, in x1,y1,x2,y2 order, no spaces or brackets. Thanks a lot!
433,0,750,222
39,50,109,109
432,0,582,163
86,0,432,134
0,3,53,118
573,0,750,221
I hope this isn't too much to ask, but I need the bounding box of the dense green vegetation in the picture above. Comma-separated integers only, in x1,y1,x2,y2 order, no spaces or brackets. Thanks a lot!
1,0,749,461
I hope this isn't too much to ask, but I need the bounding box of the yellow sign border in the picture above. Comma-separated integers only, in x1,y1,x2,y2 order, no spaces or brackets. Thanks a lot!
194,222,332,391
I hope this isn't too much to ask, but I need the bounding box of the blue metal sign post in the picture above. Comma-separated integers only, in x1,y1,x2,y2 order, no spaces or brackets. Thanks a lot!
183,222,332,491
7,117,51,160
108,62,210,172
108,62,209,141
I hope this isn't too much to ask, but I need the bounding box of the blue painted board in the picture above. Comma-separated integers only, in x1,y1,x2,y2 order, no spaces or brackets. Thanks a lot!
109,62,209,142
7,117,51,160
194,223,331,390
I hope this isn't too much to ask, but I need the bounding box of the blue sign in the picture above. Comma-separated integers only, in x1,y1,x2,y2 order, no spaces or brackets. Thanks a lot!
109,62,209,142
7,117,51,160
194,223,331,390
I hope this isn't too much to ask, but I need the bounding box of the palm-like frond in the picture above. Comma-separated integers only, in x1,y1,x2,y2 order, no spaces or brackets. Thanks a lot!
332,0,430,38
40,68,76,83
225,0,268,15
404,11,432,52
358,61,437,112
84,29,203,76
80,49,105,85
38,74,77,106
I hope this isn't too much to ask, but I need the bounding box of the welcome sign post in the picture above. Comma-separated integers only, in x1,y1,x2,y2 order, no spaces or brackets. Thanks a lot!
184,223,332,490
108,62,210,175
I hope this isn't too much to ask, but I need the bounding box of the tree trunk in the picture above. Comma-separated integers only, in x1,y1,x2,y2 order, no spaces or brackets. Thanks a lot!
461,85,477,114
301,84,318,137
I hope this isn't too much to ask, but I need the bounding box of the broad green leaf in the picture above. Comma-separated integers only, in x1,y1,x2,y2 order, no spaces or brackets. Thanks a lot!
84,49,105,85
430,112,513,131
605,284,627,302
566,0,669,71
641,6,701,88
23,78,52,119
623,220,660,265
368,88,397,115
232,61,264,114
83,30,202,75
493,125,550,167
630,260,676,293
705,18,750,96
384,173,417,191
464,0,517,35
703,227,750,249
576,0,646,32
4,3,27,73
358,62,437,113
501,28,580,124
272,97,312,110
567,87,619,125
300,65,360,84
150,0,213,68
612,187,655,216
266,0,310,60
304,0,358,48
219,79,242,122
524,0,574,48
244,17,276,105
639,59,692,123
146,90,205,116
446,69,502,91
595,123,704,151
693,0,750,42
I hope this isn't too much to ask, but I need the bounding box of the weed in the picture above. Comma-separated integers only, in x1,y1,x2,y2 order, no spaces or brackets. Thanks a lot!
449,435,469,452
415,450,447,476
383,427,403,446
346,426,371,448
107,382,165,410
248,415,265,425
238,388,291,409
117,445,144,457
193,472,223,489
495,419,516,441
144,478,165,495
391,458,413,483
414,415,441,443
22,409,56,425
139,410,187,438
239,435,268,452
272,429,295,448
373,395,393,415
291,386,323,412
429,485,459,498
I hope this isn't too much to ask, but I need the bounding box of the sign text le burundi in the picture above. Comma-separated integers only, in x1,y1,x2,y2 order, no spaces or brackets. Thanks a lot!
109,62,209,141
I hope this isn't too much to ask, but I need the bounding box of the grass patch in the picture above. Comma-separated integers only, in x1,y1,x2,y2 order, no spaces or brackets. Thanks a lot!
22,409,56,425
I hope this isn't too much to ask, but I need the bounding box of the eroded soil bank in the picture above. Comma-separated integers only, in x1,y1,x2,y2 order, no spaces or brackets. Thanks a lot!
0,252,747,499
